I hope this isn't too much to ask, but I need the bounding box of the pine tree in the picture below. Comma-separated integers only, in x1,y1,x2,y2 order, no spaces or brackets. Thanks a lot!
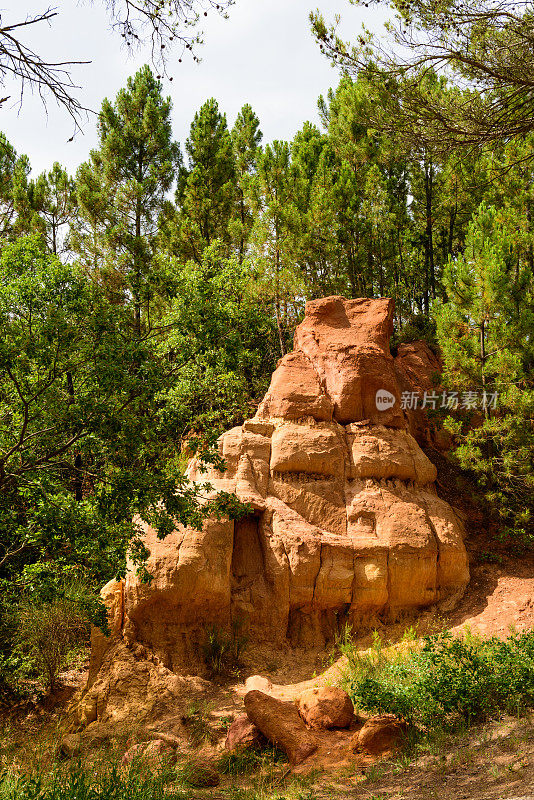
0,134,32,243
435,203,534,546
316,75,394,300
291,122,326,208
251,141,303,356
231,104,262,262
289,125,343,297
175,98,235,261
70,159,108,275
74,65,180,336
0,134,19,242
30,163,77,255
297,142,341,298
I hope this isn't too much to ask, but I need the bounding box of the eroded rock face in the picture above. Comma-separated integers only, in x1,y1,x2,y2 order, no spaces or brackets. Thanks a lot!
394,341,452,450
89,296,469,681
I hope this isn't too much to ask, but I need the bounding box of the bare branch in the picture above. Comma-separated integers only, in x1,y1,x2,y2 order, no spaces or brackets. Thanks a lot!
0,8,91,128
0,1,234,126
103,0,234,71
0,540,28,569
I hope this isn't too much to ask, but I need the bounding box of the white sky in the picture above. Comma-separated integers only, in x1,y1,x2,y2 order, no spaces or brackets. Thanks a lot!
0,0,390,177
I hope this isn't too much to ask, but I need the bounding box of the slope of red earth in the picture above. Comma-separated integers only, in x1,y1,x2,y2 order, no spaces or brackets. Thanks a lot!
429,447,534,639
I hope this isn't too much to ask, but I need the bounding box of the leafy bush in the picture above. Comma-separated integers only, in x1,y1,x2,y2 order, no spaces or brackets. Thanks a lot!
0,579,105,700
13,594,91,691
341,629,534,730
0,236,253,654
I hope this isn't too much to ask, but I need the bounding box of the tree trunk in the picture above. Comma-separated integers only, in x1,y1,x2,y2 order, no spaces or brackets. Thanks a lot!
239,186,245,264
274,241,286,357
134,147,144,339
66,371,83,501
480,318,490,420
423,153,435,311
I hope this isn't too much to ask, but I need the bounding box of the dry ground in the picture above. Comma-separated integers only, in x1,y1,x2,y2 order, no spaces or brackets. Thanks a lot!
313,715,534,800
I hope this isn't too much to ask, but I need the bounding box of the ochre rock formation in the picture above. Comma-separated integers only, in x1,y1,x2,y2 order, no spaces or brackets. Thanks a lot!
352,713,409,756
82,297,469,720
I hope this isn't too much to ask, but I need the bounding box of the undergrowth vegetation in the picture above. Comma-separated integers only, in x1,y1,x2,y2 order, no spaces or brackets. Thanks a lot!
217,744,287,778
339,627,534,732
0,752,298,800
0,763,185,800
201,618,249,676
2,627,533,799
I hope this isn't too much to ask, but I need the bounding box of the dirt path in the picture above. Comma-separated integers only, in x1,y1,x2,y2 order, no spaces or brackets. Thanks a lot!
313,716,534,800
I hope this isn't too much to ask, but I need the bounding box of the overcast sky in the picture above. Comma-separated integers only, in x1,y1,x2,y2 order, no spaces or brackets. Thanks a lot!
1,1,390,177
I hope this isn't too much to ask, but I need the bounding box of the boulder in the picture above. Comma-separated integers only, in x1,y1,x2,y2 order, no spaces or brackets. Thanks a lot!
121,742,148,766
244,690,317,766
353,714,409,755
58,733,81,759
244,675,273,694
224,715,264,751
297,686,354,730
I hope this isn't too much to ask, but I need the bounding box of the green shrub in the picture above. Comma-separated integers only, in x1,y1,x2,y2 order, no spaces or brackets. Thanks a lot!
342,629,534,730
201,625,230,674
13,596,90,692
180,701,217,746
391,313,439,354
0,652,31,706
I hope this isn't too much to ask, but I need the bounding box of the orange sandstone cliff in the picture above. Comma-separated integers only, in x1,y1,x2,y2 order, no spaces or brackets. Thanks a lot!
76,297,469,729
